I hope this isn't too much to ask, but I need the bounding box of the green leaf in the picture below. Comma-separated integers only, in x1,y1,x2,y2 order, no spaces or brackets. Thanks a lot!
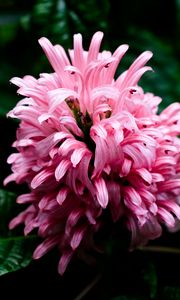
125,28,180,110
68,0,110,32
0,236,37,276
141,262,157,299
0,14,19,45
29,0,70,47
0,192,38,276
0,90,19,117
176,0,180,48
26,0,110,47
51,0,71,46
0,189,17,236
161,286,180,300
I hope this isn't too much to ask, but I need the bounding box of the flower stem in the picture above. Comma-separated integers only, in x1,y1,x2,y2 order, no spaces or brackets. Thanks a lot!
73,273,101,300
138,245,180,255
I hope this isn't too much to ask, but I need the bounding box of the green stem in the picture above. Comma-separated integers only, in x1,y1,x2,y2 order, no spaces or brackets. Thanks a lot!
138,245,180,255
73,273,101,300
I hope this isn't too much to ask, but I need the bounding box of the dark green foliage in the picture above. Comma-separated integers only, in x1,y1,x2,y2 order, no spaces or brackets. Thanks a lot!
0,236,37,276
0,189,17,236
161,286,180,300
126,28,180,110
141,262,157,299
0,189,37,276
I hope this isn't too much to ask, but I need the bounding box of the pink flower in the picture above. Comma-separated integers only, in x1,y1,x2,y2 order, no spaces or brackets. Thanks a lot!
5,32,180,274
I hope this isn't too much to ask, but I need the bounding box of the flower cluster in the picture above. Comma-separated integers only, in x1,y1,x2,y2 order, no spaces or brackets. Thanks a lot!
5,32,180,274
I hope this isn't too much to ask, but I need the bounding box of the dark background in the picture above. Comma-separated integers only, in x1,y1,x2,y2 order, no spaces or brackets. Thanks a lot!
0,1,180,299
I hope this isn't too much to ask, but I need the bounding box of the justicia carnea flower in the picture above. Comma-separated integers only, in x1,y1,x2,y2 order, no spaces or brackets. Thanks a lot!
5,32,180,274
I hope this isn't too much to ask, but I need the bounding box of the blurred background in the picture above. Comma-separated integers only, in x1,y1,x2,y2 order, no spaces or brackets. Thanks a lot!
0,1,180,299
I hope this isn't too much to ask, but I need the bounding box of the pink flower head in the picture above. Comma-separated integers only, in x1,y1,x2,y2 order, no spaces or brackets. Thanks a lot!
5,32,180,274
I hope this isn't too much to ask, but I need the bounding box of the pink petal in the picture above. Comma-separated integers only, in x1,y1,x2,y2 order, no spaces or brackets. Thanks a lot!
129,51,153,73
33,237,58,259
48,88,78,113
55,159,71,181
7,153,19,164
31,169,53,189
124,186,142,206
107,181,123,222
88,31,104,62
58,251,73,275
151,173,164,182
17,193,38,204
56,187,69,205
94,177,109,208
71,148,88,167
38,37,71,87
3,173,17,185
158,179,180,192
59,138,85,156
157,207,175,227
135,168,152,185
120,158,132,177
158,200,180,220
65,208,85,235
9,205,35,229
70,226,87,250
73,33,85,70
